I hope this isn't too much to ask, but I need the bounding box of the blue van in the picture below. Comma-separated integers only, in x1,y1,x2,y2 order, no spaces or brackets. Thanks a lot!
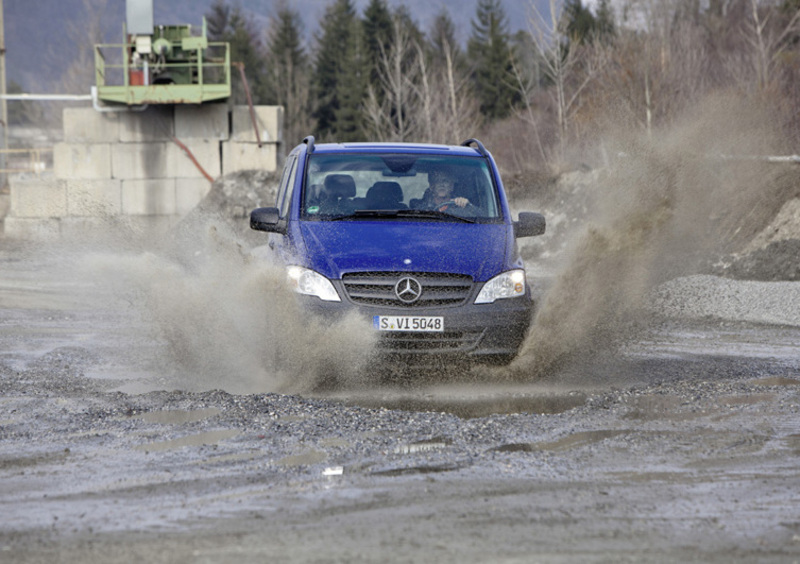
250,137,545,365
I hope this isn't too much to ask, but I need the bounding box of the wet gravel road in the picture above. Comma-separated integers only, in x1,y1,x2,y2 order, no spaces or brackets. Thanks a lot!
1,241,800,563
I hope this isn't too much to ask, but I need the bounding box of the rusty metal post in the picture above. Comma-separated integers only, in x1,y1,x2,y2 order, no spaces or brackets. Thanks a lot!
233,62,262,148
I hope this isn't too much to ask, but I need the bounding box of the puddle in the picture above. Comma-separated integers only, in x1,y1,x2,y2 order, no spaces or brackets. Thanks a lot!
371,463,465,477
0,451,70,470
750,377,800,387
720,393,775,407
135,429,238,452
319,437,350,448
394,437,452,455
135,407,221,425
607,471,691,483
342,393,586,419
275,450,327,467
493,430,628,453
783,434,800,455
195,451,262,465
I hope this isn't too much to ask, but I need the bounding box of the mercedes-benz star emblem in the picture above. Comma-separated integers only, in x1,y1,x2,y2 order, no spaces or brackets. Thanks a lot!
394,277,422,304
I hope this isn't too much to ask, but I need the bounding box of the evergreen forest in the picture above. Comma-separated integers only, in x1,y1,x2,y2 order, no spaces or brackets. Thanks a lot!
25,0,800,174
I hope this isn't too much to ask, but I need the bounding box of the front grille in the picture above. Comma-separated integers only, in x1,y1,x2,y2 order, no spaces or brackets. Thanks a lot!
342,272,473,307
377,330,483,352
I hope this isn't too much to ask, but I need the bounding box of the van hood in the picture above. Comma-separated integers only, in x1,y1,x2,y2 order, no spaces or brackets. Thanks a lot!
298,221,510,282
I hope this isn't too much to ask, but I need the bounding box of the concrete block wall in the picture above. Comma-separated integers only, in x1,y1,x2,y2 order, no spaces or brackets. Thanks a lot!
5,104,283,238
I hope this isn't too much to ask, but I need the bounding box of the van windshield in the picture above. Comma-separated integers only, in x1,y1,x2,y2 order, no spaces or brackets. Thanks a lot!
301,154,501,221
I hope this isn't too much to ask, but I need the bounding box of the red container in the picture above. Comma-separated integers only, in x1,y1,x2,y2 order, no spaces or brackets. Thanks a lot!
129,70,144,86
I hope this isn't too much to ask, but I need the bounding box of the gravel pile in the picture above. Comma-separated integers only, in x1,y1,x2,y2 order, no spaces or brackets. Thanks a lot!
176,169,281,245
649,275,800,327
711,198,800,281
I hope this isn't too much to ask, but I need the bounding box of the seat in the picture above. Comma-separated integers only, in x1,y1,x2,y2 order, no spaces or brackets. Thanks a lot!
366,181,406,209
319,174,357,213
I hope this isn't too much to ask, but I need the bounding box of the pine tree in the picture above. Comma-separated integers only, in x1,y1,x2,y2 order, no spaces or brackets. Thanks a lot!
467,0,518,120
206,0,230,41
429,10,467,74
595,0,616,42
313,0,365,140
204,1,267,104
424,9,481,142
265,2,311,144
362,0,393,94
563,0,598,45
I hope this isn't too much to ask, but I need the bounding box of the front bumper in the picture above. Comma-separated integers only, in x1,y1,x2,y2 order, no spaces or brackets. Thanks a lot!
301,282,533,362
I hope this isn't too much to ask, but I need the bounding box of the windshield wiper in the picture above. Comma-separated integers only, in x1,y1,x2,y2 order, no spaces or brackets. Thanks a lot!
328,210,399,221
327,209,476,223
395,209,476,223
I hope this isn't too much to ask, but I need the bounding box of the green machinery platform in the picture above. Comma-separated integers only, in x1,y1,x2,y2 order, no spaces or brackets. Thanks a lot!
94,18,231,105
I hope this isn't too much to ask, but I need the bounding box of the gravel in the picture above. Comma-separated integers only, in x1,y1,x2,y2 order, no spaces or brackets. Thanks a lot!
2,169,800,562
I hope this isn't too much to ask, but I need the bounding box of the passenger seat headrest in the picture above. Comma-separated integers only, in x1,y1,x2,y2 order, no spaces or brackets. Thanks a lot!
323,174,357,198
366,181,404,204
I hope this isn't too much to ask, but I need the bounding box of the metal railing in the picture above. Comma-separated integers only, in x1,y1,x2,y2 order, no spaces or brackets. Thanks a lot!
0,148,53,177
93,40,231,105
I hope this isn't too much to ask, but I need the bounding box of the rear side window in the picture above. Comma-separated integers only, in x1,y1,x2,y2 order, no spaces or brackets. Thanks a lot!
301,154,501,221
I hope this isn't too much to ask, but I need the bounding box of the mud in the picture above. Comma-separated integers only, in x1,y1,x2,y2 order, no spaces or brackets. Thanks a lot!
1,233,800,563
3,92,800,561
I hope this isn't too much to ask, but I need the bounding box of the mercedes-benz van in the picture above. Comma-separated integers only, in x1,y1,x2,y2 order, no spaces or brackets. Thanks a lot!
250,137,545,364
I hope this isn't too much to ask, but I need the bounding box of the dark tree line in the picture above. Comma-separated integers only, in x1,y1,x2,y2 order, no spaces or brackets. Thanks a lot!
206,0,800,171
206,0,522,144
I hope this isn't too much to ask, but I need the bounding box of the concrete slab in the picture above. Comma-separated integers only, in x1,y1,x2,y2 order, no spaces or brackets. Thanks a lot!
120,106,175,142
54,143,112,180
121,179,177,215
230,106,283,144
111,142,170,179
65,179,122,216
169,139,221,179
222,141,278,175
175,104,229,140
63,108,121,143
10,178,67,218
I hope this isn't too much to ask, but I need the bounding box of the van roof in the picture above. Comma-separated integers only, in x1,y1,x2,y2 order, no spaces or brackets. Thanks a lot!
295,139,490,158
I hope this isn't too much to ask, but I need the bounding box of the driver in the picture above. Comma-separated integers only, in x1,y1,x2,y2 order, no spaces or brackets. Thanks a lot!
420,169,475,213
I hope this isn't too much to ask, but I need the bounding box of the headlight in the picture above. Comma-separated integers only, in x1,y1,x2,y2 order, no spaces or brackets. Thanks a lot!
286,266,341,302
475,270,526,304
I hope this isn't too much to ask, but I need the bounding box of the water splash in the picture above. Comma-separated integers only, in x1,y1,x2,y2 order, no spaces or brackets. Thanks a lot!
511,94,795,379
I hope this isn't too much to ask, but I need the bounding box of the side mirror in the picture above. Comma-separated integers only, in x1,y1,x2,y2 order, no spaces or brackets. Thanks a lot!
514,212,546,238
250,207,283,233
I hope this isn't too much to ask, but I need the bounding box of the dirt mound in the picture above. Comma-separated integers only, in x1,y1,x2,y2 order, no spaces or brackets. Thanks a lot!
176,169,281,246
713,197,800,281
714,239,800,281
521,169,800,283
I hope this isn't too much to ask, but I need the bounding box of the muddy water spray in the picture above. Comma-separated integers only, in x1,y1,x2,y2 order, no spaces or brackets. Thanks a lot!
81,216,375,393
512,94,796,378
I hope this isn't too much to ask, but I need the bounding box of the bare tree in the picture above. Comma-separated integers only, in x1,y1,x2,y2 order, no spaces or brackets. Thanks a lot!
523,0,606,159
416,33,481,143
510,55,548,163
737,0,800,91
264,5,313,144
363,16,421,141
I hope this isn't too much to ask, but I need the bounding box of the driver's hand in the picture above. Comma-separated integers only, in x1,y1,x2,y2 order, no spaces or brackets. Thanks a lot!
454,197,469,208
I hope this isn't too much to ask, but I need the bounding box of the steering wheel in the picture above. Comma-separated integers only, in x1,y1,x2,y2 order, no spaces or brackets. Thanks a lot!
436,200,459,212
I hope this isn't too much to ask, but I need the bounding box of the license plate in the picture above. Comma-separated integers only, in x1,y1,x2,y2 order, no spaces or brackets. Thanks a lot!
373,315,444,332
